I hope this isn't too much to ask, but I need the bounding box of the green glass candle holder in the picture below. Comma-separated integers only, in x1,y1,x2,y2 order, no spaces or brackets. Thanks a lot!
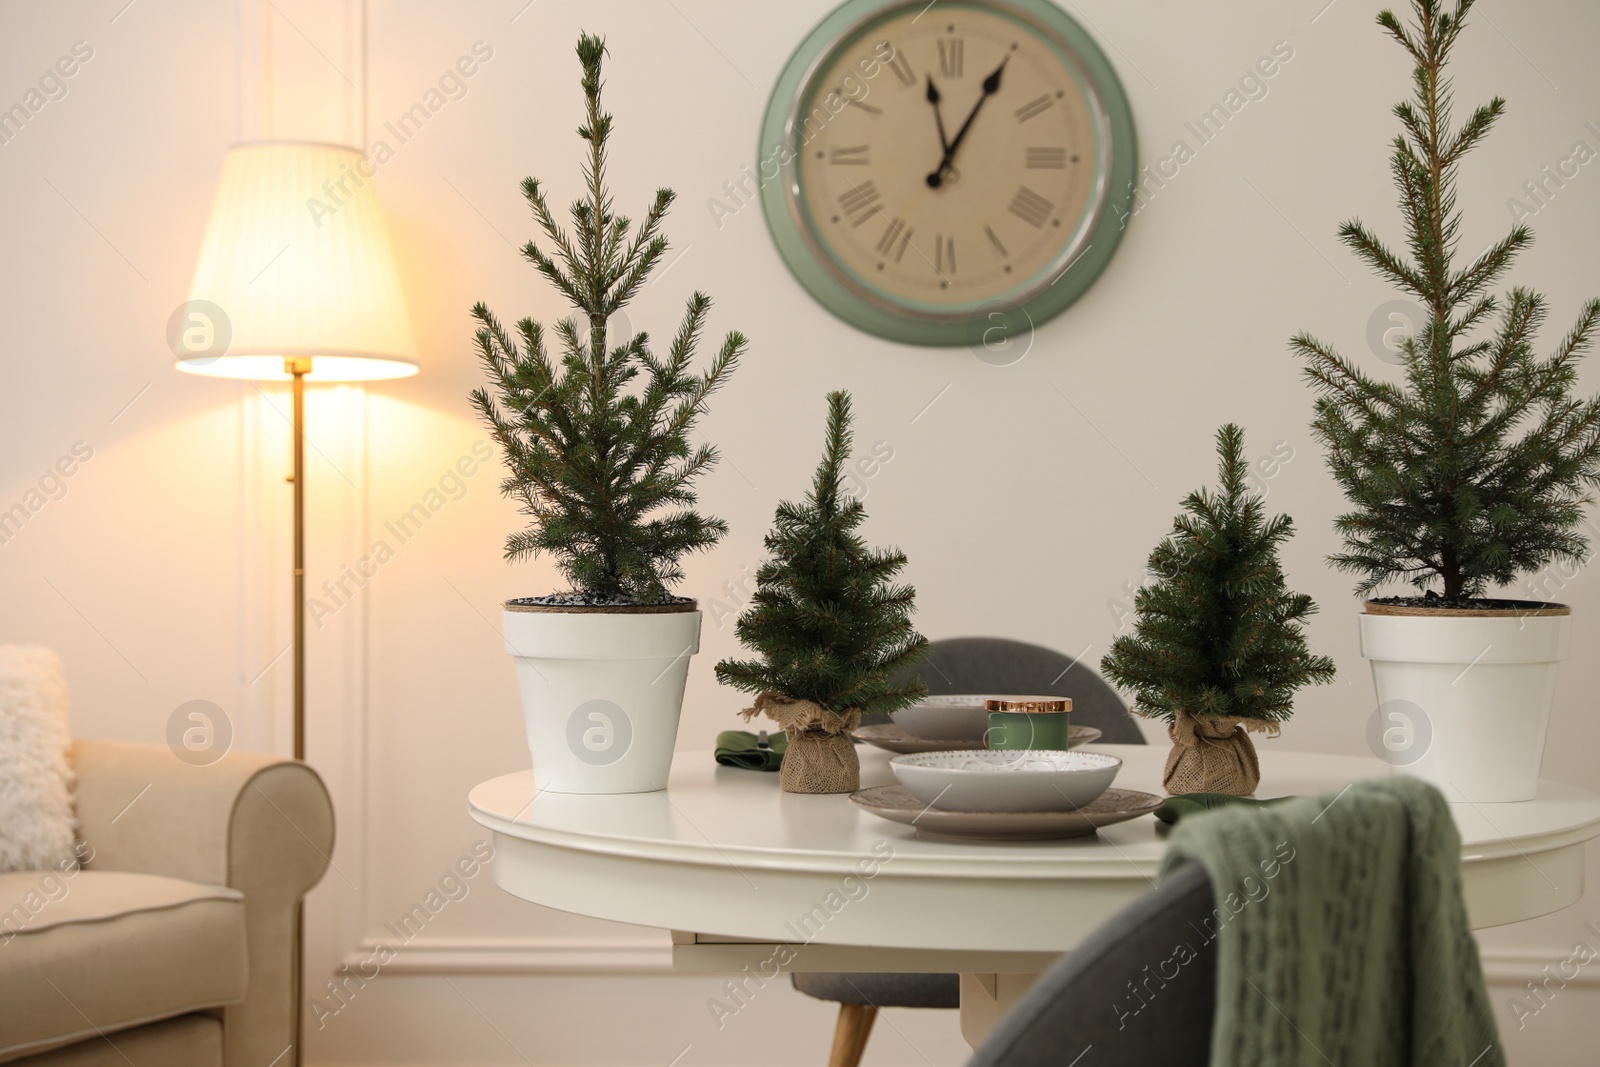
983,697,1073,751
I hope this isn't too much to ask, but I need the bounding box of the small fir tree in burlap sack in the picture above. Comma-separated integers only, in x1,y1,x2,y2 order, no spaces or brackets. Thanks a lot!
1102,425,1336,796
716,392,928,795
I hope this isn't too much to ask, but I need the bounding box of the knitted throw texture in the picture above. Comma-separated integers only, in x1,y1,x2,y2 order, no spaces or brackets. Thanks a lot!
1160,775,1504,1067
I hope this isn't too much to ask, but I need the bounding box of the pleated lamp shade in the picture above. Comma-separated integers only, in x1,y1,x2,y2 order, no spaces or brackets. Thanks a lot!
179,141,418,382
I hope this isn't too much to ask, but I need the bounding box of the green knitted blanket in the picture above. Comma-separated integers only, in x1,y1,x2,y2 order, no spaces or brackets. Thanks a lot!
1160,776,1504,1067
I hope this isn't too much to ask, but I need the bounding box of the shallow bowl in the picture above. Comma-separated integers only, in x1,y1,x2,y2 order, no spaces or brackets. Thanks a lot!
894,694,1067,741
888,750,1122,813
891,695,991,741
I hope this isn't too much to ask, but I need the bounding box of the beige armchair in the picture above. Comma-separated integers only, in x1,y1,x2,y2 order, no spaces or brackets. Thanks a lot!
0,739,334,1066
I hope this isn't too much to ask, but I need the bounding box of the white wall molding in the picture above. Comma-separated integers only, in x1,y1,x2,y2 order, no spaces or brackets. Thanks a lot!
235,0,364,145
1482,949,1600,989
232,0,377,1001
238,383,373,995
343,938,673,976
335,937,1600,986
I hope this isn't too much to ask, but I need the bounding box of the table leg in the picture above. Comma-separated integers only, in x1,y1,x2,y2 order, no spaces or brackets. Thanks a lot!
958,973,1043,1048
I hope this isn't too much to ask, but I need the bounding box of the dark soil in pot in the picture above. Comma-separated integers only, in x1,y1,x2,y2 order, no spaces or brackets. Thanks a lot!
506,593,698,613
1365,593,1569,617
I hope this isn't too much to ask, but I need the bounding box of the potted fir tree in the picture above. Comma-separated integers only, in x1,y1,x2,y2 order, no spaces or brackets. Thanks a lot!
715,392,929,794
471,34,744,794
1102,425,1336,796
1291,0,1600,801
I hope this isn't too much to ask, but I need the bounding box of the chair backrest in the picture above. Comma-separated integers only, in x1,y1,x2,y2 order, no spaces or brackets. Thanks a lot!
967,862,1216,1067
891,636,1145,744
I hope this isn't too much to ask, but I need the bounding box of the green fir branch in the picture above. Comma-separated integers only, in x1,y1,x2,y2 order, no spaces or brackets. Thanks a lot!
470,34,743,602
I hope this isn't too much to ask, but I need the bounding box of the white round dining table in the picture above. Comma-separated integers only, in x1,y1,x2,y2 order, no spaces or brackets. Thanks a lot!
469,742,1600,1045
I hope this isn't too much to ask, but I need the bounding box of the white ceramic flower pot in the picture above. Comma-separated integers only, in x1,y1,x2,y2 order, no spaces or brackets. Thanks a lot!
503,603,701,794
1359,608,1569,802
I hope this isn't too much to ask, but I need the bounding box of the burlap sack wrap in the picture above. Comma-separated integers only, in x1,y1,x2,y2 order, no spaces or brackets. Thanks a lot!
1163,708,1277,796
740,692,862,794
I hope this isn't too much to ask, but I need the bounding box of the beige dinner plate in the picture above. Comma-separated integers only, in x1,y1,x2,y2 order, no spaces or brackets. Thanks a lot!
848,785,1164,840
851,723,1102,755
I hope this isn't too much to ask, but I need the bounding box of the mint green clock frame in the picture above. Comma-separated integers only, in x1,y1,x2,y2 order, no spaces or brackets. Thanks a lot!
758,0,1137,348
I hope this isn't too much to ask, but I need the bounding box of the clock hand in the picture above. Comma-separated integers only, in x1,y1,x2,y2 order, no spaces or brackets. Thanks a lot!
926,75,950,154
926,58,1006,188
944,60,1006,162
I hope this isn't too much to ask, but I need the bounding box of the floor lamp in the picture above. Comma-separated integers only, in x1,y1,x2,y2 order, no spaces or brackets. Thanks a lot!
176,140,418,1063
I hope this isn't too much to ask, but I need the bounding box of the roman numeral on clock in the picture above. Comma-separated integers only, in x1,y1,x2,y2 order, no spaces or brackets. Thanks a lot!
838,181,882,227
830,144,870,166
846,98,883,118
1008,186,1054,228
1014,94,1053,123
938,37,964,78
883,44,915,87
984,224,1009,260
1026,147,1067,169
875,216,913,262
935,234,956,274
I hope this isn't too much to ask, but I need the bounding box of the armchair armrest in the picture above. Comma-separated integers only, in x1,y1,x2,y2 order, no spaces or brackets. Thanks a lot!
71,738,334,1063
71,738,333,895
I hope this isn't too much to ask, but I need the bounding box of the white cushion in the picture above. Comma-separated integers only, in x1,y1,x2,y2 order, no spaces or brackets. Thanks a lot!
0,647,76,873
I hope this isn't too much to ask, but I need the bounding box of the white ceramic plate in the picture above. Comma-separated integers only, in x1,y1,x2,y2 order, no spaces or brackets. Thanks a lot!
891,695,990,741
889,750,1122,813
851,723,1101,755
849,785,1163,840
893,693,1072,741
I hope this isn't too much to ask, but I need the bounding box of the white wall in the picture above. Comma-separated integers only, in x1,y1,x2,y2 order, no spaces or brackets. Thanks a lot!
2,0,1598,1063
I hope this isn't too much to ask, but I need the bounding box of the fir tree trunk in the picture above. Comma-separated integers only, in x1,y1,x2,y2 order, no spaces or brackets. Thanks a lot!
1442,549,1463,603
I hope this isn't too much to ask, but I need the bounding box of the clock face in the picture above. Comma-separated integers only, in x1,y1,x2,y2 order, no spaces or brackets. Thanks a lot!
760,0,1135,347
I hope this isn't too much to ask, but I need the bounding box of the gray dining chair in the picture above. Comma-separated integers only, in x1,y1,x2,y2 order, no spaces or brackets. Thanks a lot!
966,861,1216,1067
791,636,1143,1067
902,635,1145,743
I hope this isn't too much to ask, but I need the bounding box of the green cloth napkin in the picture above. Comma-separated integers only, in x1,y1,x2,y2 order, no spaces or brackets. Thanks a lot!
1160,776,1504,1067
714,729,786,771
1154,792,1301,824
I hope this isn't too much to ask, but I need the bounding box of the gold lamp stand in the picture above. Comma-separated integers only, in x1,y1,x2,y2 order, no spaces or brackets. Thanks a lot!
288,357,309,759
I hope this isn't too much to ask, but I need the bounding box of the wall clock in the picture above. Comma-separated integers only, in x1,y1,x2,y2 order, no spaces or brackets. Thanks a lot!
759,0,1136,347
